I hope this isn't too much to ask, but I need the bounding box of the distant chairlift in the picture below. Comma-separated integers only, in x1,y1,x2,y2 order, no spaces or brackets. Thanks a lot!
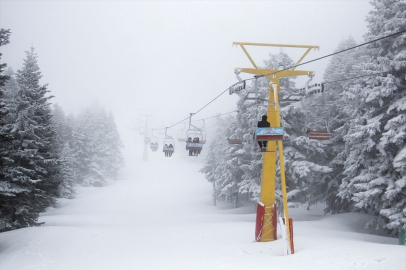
163,127,175,157
186,113,204,156
150,129,160,152
144,137,151,144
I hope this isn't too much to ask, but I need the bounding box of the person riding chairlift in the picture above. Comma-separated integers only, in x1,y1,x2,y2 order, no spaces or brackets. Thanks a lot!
257,115,270,151
168,144,174,157
164,144,169,157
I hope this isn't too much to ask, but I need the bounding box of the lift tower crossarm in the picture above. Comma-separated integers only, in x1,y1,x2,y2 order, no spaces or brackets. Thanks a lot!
233,42,319,70
235,68,314,78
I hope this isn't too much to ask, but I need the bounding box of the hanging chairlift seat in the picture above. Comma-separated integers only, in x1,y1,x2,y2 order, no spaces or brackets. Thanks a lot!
163,145,175,153
307,130,331,141
228,138,242,145
255,127,284,141
186,142,203,151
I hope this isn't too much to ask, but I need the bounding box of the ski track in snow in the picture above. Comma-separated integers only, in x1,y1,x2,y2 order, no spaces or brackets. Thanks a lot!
0,142,405,270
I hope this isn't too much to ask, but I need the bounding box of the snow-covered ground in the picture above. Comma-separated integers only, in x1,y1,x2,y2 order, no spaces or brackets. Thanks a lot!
0,140,405,270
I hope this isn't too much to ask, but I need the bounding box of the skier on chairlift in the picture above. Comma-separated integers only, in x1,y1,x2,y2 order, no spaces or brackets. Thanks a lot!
168,144,174,157
164,144,168,157
257,115,270,151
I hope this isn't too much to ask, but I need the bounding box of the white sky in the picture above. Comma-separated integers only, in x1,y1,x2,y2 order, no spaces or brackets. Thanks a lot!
0,0,372,137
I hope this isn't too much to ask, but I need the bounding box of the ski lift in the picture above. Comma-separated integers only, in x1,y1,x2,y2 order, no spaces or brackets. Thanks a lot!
303,102,332,141
186,113,204,156
298,76,325,97
163,127,175,157
255,127,284,141
150,129,160,152
280,92,303,103
228,138,243,145
144,137,151,144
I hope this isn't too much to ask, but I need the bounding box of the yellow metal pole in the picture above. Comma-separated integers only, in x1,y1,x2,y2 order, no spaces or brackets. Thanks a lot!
259,80,279,242
259,143,277,241
278,139,292,254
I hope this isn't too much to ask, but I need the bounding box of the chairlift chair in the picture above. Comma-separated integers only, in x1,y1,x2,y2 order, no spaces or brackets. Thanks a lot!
186,113,205,156
227,122,243,145
255,127,284,141
303,99,332,141
150,130,160,152
163,127,175,157
186,129,203,156
228,138,243,145
253,91,286,150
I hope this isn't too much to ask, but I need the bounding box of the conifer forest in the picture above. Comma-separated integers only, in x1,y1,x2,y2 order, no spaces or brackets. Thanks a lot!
0,42,124,231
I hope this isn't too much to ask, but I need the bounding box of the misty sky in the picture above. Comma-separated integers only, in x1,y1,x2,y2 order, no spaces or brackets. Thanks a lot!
0,0,372,138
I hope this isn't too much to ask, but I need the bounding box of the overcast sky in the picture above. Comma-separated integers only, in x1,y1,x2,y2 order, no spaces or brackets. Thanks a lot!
0,0,372,141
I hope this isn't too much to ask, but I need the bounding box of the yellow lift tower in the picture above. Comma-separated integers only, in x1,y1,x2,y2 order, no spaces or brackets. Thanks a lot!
233,42,319,252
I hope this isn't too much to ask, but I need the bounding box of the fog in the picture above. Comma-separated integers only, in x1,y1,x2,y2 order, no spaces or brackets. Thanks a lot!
0,0,372,141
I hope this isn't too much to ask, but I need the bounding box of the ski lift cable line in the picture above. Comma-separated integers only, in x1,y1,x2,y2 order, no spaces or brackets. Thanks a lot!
193,88,230,115
241,28,406,82
322,69,406,85
159,29,406,132
194,110,238,122
166,86,231,129
149,110,237,132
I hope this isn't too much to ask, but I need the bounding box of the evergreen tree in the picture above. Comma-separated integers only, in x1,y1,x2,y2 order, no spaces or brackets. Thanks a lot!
0,29,11,169
52,104,71,152
104,112,125,180
321,37,364,213
58,143,76,199
0,47,59,231
337,0,406,232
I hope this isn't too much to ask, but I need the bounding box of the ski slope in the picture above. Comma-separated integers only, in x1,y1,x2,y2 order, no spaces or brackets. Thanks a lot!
0,142,405,270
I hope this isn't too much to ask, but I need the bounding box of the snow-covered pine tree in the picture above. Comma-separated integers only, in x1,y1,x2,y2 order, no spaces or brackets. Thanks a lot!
200,117,228,203
0,29,13,231
0,47,59,231
52,104,72,152
201,115,245,206
70,110,92,185
104,112,125,180
58,142,76,199
83,109,109,187
51,104,76,198
72,107,124,187
321,37,364,213
0,29,11,170
338,0,406,232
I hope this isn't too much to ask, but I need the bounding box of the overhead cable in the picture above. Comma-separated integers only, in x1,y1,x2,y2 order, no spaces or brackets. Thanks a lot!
159,29,406,130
